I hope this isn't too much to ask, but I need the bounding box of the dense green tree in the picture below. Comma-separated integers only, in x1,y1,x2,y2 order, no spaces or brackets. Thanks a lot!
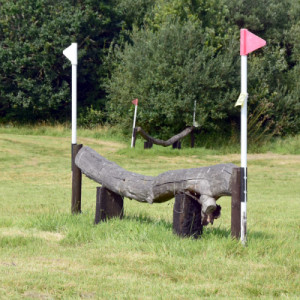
0,0,299,137
0,0,121,122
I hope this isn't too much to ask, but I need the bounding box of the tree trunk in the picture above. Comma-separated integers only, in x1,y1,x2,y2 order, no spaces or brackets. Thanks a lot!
75,146,236,216
135,126,195,147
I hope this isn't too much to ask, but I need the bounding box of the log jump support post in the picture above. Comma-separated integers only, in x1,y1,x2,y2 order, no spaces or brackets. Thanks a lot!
132,128,137,148
190,131,195,148
144,141,153,149
71,144,83,214
172,140,181,149
231,167,242,239
173,193,203,238
94,187,124,224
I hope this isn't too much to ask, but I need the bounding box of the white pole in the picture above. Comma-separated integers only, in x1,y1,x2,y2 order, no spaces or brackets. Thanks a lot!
241,55,247,168
193,100,196,126
131,104,138,148
63,43,78,145
72,63,77,144
241,55,248,245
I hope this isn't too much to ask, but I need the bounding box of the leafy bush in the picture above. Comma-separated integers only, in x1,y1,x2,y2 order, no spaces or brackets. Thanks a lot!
78,106,106,129
105,21,240,138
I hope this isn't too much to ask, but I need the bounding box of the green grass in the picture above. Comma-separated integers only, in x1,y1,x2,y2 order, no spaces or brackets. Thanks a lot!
268,134,300,155
0,125,299,299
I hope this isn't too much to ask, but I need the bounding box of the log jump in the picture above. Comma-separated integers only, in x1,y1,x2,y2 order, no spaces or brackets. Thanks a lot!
133,126,195,148
75,146,237,227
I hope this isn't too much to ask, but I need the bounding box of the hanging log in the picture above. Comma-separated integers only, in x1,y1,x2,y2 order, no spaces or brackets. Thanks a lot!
135,126,195,147
75,146,236,219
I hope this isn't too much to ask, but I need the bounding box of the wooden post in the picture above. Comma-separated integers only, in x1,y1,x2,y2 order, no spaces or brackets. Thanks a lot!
173,193,203,238
72,144,82,214
191,131,195,148
172,140,181,149
132,128,137,148
144,141,153,149
231,168,241,239
95,187,124,224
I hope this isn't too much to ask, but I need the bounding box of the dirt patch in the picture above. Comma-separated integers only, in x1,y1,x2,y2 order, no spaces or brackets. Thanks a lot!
1,134,126,153
80,292,97,299
208,153,300,166
217,153,300,161
80,137,126,152
0,228,64,241
23,291,54,299
139,152,300,171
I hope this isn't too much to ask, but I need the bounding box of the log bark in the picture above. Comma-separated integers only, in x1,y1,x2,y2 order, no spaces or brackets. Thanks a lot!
75,146,237,216
135,126,194,147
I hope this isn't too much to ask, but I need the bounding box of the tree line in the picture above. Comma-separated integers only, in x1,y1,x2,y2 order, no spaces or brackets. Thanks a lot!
0,0,299,139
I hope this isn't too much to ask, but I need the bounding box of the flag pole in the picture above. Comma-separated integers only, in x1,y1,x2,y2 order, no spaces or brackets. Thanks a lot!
131,99,138,148
237,29,266,245
71,61,77,145
63,43,78,145
240,54,247,245
193,100,196,126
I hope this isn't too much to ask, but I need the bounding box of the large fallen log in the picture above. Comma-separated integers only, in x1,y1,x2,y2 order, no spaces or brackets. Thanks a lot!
75,146,236,220
135,126,195,147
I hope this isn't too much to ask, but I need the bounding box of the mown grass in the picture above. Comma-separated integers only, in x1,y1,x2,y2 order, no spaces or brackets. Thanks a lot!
0,125,299,299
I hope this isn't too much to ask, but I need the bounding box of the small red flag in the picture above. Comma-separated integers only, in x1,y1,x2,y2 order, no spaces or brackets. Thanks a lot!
132,98,138,106
240,29,266,56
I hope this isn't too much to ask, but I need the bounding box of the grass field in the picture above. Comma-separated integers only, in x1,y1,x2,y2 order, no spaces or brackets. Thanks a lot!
0,125,299,299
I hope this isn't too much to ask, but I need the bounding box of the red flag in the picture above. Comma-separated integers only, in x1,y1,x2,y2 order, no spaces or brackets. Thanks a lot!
132,98,138,106
240,29,266,56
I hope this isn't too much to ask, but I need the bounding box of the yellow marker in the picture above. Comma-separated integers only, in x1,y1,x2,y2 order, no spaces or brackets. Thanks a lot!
235,92,248,107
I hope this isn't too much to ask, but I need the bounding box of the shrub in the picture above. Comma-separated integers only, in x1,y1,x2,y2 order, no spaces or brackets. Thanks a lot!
105,21,240,138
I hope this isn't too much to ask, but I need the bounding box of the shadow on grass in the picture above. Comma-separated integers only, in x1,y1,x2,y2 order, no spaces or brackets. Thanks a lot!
123,216,275,241
202,226,231,238
203,226,274,241
26,211,274,244
247,230,274,240
123,214,173,231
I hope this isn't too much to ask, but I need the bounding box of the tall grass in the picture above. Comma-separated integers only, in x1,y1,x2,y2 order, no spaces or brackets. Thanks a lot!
268,134,300,155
